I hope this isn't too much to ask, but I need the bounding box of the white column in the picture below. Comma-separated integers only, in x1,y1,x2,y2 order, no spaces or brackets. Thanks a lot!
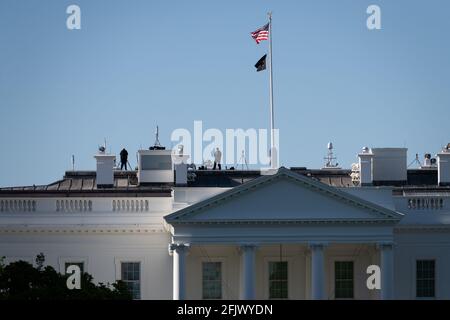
309,243,327,300
378,242,394,300
240,244,257,300
170,243,189,300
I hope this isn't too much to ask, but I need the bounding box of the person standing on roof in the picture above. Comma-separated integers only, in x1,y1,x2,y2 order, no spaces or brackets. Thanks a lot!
120,148,128,170
213,147,222,170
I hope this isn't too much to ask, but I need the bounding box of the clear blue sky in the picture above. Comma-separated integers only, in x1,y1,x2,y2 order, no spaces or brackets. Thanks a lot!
1,0,449,187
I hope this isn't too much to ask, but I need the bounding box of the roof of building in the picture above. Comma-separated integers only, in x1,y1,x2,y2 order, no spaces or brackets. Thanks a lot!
0,171,171,197
165,167,403,224
0,167,447,196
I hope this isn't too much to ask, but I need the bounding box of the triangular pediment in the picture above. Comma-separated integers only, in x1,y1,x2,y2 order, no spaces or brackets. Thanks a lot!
165,168,402,224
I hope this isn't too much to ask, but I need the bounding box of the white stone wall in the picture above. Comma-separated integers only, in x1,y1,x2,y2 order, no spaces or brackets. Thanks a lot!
1,185,450,300
1,231,450,299
394,230,450,299
0,232,173,300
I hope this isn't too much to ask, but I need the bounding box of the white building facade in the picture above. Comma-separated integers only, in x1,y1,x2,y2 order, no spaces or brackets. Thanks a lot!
1,146,450,300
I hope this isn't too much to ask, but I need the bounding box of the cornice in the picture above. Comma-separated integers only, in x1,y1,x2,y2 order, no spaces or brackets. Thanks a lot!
0,225,166,234
169,218,398,225
394,225,450,232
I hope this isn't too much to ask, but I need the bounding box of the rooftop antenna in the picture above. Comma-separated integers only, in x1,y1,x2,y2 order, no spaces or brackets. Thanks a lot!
150,125,165,150
322,142,341,169
408,153,422,168
104,138,107,151
136,151,139,168
71,155,75,171
154,126,161,147
237,150,249,170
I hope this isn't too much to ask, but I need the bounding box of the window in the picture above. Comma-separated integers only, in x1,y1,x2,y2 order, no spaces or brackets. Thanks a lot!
141,155,172,170
202,262,222,299
64,262,84,274
268,261,288,299
121,262,141,299
416,260,435,298
335,261,354,299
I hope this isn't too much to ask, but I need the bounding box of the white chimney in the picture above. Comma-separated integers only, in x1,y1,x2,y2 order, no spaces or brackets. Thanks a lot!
437,145,450,186
358,147,373,186
94,152,116,188
172,148,190,186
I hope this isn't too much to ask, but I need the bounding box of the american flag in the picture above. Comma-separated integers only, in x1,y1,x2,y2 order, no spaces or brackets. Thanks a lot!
251,23,269,44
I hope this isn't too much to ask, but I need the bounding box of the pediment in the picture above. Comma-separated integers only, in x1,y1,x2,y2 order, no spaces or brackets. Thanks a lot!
165,168,402,224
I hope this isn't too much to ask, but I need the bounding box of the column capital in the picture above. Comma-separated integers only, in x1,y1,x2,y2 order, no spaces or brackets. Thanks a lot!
169,242,190,255
376,242,395,250
238,243,258,253
308,242,328,250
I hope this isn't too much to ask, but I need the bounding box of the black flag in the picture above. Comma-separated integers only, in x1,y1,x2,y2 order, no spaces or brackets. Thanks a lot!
254,54,267,72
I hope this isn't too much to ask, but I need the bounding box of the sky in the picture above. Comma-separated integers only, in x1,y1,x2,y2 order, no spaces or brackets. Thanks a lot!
0,0,449,187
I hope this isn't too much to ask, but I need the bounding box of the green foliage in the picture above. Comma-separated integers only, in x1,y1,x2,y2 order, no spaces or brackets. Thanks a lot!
0,256,4,273
35,252,45,271
0,254,132,300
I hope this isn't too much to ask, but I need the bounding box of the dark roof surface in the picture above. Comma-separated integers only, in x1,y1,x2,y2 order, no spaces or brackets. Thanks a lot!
0,167,445,196
0,171,171,197
290,168,354,187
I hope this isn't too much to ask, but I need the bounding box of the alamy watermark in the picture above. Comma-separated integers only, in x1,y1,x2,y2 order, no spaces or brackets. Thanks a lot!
65,4,381,31
366,264,381,290
66,264,81,290
66,5,81,30
170,121,279,168
367,5,381,30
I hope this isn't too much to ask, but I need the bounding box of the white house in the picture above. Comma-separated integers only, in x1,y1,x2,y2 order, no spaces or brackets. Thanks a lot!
1,144,450,300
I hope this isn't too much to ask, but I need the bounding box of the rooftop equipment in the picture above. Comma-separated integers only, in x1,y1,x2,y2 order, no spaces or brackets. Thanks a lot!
358,147,407,186
150,126,165,150
322,142,341,169
137,126,173,184
420,153,437,169
94,145,116,188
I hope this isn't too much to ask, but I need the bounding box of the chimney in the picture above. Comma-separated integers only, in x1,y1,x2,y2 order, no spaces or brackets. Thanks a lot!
437,144,450,186
358,147,373,186
172,145,190,186
94,149,116,188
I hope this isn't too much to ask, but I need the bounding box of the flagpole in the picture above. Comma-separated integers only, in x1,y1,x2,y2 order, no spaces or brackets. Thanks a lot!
268,12,276,168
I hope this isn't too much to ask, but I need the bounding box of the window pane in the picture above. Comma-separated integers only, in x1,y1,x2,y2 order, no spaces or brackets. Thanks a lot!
121,262,141,299
269,261,288,299
335,261,354,299
141,155,172,170
416,260,435,298
202,262,222,299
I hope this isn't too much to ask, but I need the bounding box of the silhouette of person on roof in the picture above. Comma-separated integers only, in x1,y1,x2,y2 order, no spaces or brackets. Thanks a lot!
120,148,128,170
213,147,222,170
